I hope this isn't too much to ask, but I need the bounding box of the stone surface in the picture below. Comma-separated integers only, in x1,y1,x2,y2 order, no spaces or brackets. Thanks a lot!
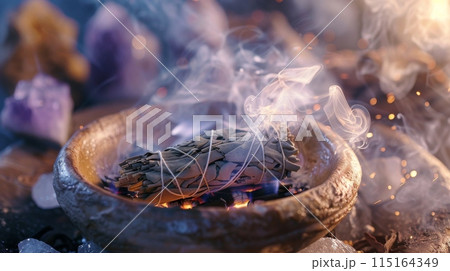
359,124,450,252
1,74,73,145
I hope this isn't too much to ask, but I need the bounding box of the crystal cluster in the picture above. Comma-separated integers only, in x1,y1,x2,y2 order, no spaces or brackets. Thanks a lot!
84,2,159,101
1,74,73,145
1,0,89,91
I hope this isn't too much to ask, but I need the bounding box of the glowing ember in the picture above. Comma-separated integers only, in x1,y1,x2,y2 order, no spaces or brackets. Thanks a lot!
180,202,193,210
401,160,407,167
386,93,396,104
231,200,250,209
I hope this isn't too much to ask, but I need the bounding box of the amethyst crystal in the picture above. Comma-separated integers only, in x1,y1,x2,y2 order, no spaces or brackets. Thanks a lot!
0,74,73,145
84,3,160,101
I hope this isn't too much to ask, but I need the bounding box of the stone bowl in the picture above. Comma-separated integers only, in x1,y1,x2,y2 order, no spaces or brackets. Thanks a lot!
53,109,362,252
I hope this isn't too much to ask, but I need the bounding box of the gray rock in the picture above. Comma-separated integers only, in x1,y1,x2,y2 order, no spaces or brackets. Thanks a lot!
18,238,59,253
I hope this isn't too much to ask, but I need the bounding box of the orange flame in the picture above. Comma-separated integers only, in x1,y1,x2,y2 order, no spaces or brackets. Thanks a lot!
180,202,193,209
231,200,250,209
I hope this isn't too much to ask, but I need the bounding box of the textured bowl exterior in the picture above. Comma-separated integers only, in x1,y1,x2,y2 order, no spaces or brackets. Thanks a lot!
53,109,361,252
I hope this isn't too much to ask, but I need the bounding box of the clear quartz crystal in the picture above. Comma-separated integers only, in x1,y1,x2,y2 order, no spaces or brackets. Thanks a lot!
0,74,73,145
31,173,59,209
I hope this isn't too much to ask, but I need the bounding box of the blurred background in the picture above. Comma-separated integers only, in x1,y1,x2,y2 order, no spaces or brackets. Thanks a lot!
0,0,448,253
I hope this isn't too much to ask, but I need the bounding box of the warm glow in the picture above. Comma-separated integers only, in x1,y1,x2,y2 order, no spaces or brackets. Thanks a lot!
410,170,418,178
429,0,449,21
232,200,250,209
401,160,407,167
132,35,147,50
386,93,396,104
180,202,193,209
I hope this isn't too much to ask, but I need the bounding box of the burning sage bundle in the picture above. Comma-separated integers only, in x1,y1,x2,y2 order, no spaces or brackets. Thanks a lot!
104,130,300,204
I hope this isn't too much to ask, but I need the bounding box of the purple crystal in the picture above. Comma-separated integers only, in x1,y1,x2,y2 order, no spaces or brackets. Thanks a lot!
1,74,73,145
84,3,160,101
